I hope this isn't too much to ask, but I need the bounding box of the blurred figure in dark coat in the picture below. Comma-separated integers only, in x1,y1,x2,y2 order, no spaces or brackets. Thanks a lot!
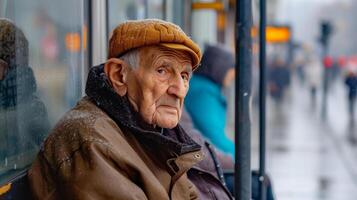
268,56,290,102
345,69,357,124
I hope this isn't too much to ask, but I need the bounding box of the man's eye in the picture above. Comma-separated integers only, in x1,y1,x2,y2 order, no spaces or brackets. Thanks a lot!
157,68,166,74
181,73,189,81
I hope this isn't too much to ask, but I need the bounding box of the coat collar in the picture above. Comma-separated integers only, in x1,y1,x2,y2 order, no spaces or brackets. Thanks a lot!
85,64,201,158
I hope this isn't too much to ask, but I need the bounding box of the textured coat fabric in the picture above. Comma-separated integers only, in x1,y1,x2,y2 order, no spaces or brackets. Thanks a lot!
28,65,204,200
185,75,235,158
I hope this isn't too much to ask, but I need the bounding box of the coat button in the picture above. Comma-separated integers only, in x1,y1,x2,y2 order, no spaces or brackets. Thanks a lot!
194,154,201,159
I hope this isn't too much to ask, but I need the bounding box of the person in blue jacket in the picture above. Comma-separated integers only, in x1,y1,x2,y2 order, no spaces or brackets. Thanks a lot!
185,44,235,158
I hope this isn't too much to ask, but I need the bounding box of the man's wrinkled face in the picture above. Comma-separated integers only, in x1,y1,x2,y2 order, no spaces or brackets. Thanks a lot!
126,46,192,129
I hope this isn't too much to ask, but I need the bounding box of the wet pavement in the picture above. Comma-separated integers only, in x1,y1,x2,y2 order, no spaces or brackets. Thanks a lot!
251,77,357,200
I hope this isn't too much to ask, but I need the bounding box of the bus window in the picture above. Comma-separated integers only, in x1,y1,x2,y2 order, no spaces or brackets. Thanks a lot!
0,0,89,184
147,0,164,19
108,0,146,33
108,0,167,35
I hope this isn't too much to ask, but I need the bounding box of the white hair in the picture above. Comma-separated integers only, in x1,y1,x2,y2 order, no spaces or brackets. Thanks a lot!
119,49,140,69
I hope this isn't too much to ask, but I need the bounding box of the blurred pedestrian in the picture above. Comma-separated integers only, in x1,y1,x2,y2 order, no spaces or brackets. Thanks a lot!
293,44,308,85
344,68,357,123
305,55,322,103
268,56,290,102
185,44,235,158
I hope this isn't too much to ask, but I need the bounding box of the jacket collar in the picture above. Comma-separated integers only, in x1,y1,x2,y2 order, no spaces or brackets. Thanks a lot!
85,64,201,158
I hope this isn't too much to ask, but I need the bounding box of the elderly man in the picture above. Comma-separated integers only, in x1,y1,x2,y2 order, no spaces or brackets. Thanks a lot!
28,19,231,199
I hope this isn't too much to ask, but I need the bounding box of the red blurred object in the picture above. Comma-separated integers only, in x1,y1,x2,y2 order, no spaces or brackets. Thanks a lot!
323,56,333,68
337,56,347,68
349,56,357,64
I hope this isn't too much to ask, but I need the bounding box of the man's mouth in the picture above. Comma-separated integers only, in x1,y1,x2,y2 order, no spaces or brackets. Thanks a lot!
159,105,179,113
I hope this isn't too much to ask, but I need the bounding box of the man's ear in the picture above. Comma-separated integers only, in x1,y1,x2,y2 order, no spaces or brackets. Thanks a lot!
104,58,130,96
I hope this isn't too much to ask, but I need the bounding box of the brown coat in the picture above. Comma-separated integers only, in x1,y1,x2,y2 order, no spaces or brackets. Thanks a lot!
29,64,206,200
29,97,204,200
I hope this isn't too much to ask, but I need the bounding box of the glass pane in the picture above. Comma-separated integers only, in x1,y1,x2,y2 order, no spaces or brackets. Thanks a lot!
108,0,146,33
108,0,165,34
147,0,164,19
165,0,184,28
0,0,88,184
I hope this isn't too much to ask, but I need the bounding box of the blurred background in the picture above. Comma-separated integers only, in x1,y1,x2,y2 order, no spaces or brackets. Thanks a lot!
251,0,357,200
1,0,357,199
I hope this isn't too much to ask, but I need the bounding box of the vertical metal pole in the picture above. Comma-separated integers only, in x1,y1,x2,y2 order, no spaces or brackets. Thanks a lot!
0,0,8,17
185,0,193,35
235,0,252,199
163,0,167,20
91,0,108,65
258,0,267,199
145,0,149,18
321,46,329,120
88,0,93,69
105,0,109,38
81,0,90,96
320,21,332,120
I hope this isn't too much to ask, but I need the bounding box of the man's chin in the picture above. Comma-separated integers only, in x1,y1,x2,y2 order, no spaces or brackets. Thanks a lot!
156,119,179,129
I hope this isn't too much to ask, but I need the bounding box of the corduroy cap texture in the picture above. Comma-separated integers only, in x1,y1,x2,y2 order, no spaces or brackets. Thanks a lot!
109,19,202,70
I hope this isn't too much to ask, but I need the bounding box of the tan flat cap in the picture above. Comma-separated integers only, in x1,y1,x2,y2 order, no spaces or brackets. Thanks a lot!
109,19,202,70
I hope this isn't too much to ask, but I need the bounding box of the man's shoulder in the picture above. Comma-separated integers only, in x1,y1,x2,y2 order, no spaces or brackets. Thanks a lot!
50,96,118,139
39,97,126,169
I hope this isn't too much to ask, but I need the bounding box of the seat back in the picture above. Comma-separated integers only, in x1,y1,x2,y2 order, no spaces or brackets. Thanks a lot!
0,170,32,200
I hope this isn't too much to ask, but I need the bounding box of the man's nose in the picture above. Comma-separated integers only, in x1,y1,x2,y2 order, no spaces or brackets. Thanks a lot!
167,74,187,98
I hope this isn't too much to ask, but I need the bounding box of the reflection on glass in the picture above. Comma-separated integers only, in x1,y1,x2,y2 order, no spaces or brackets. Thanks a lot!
0,18,49,180
0,0,88,184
